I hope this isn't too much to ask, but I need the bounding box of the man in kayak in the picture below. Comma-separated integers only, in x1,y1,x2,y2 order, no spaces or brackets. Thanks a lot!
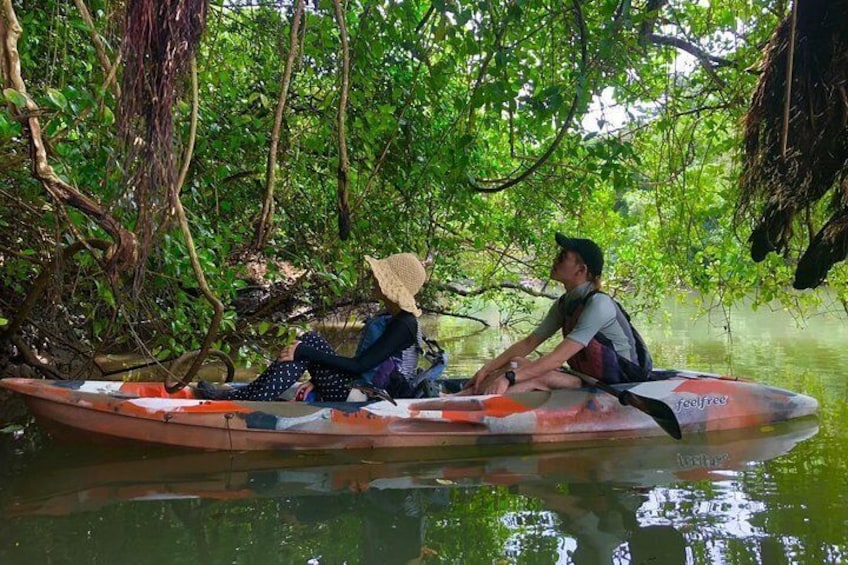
196,253,427,402
460,233,652,395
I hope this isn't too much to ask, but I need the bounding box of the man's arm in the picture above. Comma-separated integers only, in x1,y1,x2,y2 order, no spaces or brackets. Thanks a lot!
465,333,544,392
482,337,584,394
518,338,584,380
486,296,616,393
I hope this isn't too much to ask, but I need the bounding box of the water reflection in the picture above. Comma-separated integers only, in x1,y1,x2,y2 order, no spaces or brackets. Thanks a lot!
0,419,819,564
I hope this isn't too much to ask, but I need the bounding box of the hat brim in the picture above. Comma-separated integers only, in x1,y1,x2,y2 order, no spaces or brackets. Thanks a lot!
555,232,574,250
365,256,422,317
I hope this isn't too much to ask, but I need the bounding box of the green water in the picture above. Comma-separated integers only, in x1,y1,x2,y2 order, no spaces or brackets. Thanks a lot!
1,297,847,564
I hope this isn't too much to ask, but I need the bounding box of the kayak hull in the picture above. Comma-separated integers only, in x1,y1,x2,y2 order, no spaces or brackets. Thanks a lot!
0,375,819,451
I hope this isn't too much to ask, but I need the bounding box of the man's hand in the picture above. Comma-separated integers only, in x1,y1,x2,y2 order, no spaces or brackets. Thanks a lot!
277,340,302,362
482,374,511,395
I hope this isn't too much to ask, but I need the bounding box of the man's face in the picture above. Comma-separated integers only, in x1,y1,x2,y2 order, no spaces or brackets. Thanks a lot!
551,249,587,288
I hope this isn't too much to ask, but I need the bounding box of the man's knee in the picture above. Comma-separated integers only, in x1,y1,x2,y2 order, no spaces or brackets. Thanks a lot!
509,356,531,367
544,371,582,389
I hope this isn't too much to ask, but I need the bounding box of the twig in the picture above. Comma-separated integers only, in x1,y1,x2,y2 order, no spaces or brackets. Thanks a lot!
72,0,120,97
780,0,798,158
432,281,559,300
420,307,490,327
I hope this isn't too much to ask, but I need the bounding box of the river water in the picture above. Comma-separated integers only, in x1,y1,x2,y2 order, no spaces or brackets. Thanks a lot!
1,295,846,564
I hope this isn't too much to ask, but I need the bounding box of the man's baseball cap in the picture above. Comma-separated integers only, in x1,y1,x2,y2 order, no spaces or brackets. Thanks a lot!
555,233,604,277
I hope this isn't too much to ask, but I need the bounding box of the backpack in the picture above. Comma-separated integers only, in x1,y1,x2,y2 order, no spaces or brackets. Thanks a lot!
571,291,653,382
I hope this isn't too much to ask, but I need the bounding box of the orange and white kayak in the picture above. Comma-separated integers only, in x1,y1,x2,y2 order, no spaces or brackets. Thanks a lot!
0,373,818,451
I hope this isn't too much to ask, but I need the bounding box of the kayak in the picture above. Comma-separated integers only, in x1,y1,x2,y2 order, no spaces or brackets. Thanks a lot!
3,417,819,517
0,372,818,451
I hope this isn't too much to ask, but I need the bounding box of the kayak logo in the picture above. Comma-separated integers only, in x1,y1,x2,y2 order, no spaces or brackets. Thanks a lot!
677,452,730,469
675,395,728,411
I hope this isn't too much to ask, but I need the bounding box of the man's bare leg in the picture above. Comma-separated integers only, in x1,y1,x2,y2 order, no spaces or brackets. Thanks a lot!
509,369,582,392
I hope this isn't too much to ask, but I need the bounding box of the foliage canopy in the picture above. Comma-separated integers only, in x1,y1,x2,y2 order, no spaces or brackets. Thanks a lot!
0,0,845,374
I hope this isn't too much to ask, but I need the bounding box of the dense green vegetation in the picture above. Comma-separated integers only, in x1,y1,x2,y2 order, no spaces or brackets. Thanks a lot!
1,0,845,376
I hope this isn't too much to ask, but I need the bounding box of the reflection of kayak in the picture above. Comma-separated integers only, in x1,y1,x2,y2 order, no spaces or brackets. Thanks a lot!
2,417,819,517
0,374,818,450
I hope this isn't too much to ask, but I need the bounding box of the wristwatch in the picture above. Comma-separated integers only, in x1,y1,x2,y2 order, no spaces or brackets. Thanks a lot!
504,370,517,387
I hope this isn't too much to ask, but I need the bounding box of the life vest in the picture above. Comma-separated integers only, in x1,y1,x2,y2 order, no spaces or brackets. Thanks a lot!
354,314,447,398
561,291,653,384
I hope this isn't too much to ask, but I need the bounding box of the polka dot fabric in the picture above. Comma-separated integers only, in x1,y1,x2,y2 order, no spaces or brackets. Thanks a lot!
227,332,354,401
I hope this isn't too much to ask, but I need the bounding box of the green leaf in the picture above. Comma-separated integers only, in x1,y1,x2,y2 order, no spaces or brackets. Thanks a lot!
3,88,28,108
46,88,68,111
100,106,115,126
0,317,8,327
97,282,116,308
0,112,21,138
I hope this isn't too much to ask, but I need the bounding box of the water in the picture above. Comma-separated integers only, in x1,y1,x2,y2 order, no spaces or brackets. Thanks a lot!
1,296,847,564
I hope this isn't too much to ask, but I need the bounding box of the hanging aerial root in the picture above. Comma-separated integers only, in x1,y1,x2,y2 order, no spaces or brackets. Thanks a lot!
118,0,209,286
737,0,848,286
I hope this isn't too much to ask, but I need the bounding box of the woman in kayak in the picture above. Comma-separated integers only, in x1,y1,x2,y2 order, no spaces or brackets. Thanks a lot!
196,253,427,402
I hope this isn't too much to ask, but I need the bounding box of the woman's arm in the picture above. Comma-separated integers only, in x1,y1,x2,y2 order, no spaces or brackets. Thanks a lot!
294,314,417,375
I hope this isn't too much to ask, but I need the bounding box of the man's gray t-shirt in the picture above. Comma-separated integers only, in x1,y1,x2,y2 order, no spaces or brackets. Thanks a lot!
532,282,638,363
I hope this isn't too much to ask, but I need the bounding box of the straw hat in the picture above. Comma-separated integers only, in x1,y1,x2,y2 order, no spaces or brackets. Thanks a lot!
365,253,426,317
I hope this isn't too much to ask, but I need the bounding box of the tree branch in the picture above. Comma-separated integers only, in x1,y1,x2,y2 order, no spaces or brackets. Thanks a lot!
332,0,351,240
648,33,732,88
11,335,68,379
432,281,559,300
1,0,137,279
253,0,304,250
648,34,734,67
167,56,226,390
469,0,588,193
421,307,490,327
3,239,111,339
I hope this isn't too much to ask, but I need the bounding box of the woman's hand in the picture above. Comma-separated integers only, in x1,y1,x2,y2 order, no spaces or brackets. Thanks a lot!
464,366,491,393
277,340,302,362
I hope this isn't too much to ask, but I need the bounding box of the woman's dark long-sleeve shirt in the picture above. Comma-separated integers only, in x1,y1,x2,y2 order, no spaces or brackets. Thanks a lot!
293,312,418,376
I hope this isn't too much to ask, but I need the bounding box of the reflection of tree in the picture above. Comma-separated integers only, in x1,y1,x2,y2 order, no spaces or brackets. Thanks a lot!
422,481,689,563
425,487,534,563
625,410,847,564
519,482,687,565
279,489,432,564
742,406,848,563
